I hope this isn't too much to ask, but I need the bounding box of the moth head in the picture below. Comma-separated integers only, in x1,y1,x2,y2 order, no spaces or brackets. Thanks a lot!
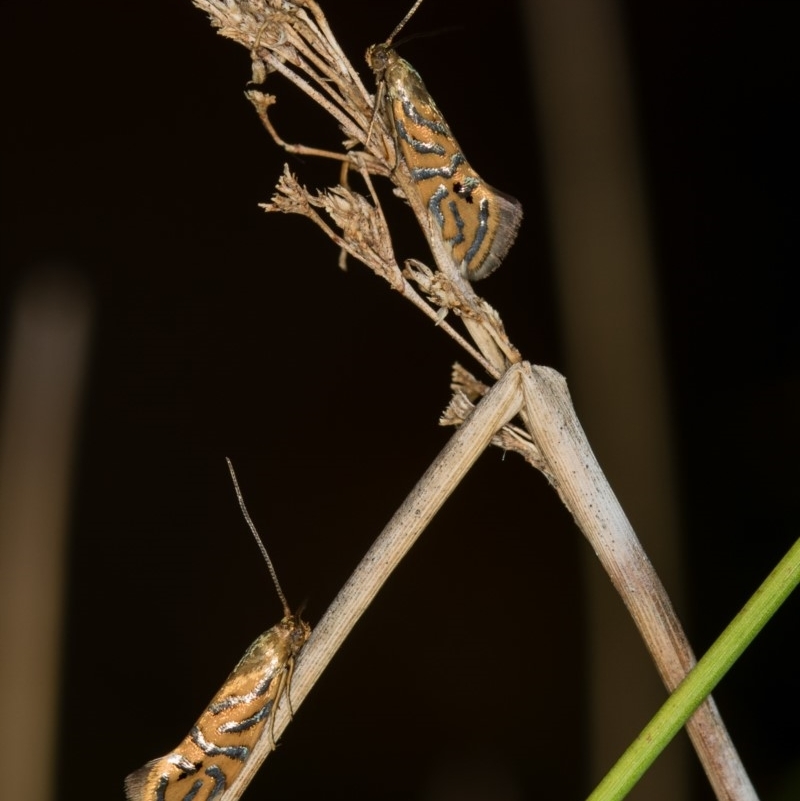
284,614,311,654
366,43,393,77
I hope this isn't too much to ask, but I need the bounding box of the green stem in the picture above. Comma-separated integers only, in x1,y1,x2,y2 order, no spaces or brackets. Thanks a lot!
589,537,800,801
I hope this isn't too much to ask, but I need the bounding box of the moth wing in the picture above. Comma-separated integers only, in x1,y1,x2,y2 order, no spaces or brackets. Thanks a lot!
472,187,523,280
124,758,161,801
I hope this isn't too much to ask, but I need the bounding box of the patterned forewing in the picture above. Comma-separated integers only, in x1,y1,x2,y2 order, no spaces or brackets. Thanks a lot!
124,616,310,801
381,50,522,280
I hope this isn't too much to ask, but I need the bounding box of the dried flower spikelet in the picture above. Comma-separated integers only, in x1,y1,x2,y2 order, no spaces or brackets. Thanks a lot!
246,89,277,117
440,391,475,428
250,14,287,53
318,185,399,276
321,187,379,247
450,363,489,403
403,259,465,314
261,165,312,216
439,381,545,469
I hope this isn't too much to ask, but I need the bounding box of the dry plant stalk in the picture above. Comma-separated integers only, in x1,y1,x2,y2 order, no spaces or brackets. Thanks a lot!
188,2,757,799
197,0,518,377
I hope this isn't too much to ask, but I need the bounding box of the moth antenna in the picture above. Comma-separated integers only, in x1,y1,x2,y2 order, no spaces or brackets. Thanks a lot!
385,0,427,47
225,457,291,617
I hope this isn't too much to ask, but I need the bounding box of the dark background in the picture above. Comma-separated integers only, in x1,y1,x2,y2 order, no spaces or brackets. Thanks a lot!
1,1,797,799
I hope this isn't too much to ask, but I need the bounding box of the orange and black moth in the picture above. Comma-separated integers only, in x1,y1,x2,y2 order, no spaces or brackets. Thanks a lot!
124,616,308,801
367,42,523,280
125,462,310,801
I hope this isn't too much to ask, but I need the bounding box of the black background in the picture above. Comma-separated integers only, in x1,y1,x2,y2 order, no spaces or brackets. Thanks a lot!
1,1,797,799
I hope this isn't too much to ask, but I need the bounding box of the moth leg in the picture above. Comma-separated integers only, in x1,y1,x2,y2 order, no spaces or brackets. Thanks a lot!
365,79,386,151
283,655,298,719
266,660,294,751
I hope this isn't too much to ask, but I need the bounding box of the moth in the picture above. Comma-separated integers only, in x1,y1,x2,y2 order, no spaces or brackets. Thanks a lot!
124,460,310,801
366,0,523,280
